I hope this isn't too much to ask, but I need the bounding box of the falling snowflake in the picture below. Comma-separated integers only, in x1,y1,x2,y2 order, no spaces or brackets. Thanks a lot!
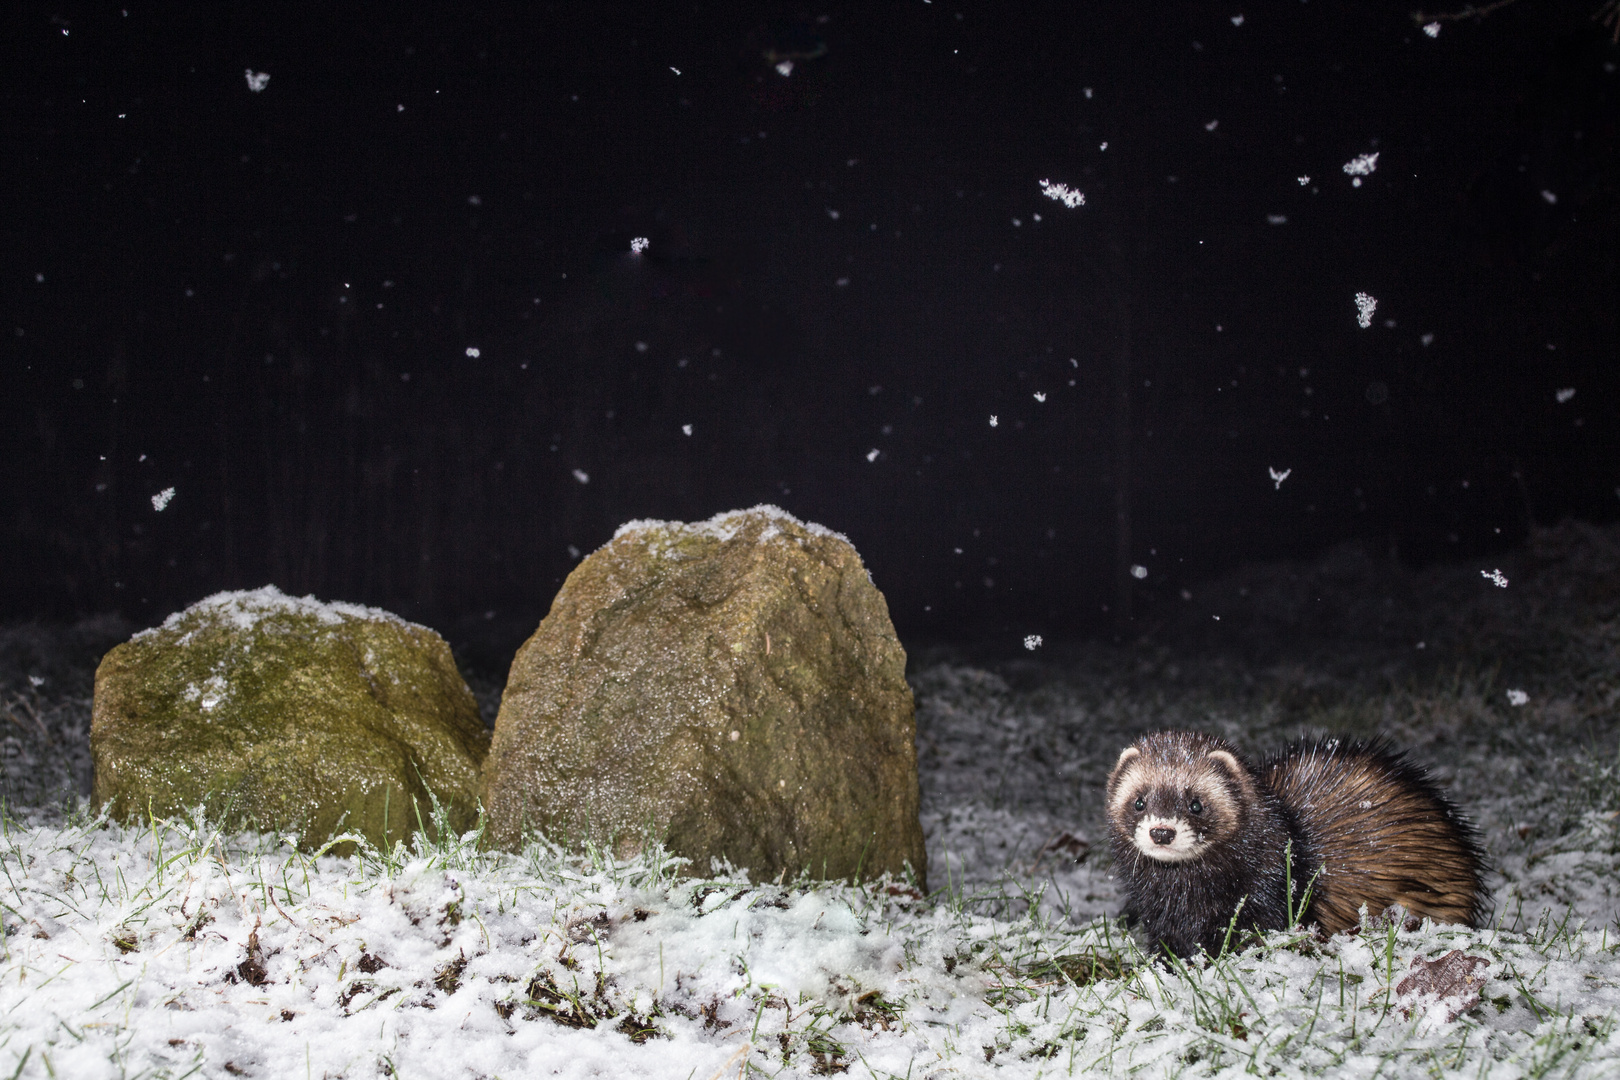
1555,387,1576,404
465,346,480,358
1033,391,1046,402
1130,565,1148,580
1231,14,1245,26
1343,152,1379,187
1297,175,1310,186
1541,190,1558,205
988,415,999,427
1343,152,1380,177
669,66,682,75
1423,21,1441,37
1204,119,1219,132
28,676,44,688
681,424,693,436
1354,292,1377,328
151,487,175,511
1268,467,1291,489
775,60,793,76
1506,689,1529,706
1038,179,1085,208
1481,568,1509,588
572,469,590,485
866,449,880,462
630,237,649,254
244,70,270,92
1267,214,1288,225
1023,634,1043,651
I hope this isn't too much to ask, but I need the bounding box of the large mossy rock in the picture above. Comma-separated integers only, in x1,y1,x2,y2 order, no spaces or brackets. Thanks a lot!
92,587,489,851
483,506,925,886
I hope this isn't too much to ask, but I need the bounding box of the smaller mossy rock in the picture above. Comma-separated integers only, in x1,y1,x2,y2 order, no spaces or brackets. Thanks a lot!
93,587,489,851
483,506,926,887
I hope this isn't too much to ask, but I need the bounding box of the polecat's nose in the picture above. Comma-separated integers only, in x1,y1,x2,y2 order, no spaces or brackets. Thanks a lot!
1149,825,1176,846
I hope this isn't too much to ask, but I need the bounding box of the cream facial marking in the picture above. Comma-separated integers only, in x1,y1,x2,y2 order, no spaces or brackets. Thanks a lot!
1134,814,1206,862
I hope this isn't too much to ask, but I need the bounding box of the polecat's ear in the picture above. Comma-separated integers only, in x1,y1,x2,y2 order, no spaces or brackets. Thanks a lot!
1107,745,1141,791
1206,748,1258,803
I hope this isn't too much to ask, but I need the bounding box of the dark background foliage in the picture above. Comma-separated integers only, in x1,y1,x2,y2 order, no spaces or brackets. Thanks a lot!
4,2,1616,655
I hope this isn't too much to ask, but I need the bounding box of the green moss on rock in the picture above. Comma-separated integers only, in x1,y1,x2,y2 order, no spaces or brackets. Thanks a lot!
482,506,926,886
92,587,489,850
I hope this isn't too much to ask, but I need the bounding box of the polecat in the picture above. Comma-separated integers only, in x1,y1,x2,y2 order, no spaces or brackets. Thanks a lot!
1105,730,1487,958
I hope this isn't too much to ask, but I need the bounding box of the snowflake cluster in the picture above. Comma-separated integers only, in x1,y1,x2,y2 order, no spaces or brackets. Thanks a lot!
1038,180,1085,209
1354,292,1377,328
1342,152,1380,177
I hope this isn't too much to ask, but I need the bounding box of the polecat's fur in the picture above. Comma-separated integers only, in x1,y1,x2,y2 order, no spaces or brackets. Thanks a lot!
1105,731,1487,957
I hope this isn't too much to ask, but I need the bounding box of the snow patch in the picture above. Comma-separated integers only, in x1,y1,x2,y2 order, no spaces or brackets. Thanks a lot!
135,585,410,640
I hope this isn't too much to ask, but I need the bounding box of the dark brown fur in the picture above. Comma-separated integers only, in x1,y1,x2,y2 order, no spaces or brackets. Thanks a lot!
1106,731,1487,957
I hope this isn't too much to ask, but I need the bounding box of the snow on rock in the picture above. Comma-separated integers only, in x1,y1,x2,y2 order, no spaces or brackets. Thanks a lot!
613,503,851,549
96,588,487,852
485,507,921,886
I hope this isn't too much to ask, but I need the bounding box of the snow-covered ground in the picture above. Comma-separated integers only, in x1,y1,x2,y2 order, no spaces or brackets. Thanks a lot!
2,531,1618,1077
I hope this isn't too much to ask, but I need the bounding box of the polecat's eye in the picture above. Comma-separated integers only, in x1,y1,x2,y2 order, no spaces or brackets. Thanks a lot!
1132,797,1145,812
1189,799,1203,814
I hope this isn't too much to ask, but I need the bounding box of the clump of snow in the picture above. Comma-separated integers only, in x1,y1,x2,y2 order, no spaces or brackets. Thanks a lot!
134,585,410,640
1343,152,1380,177
1506,688,1529,706
1355,291,1378,328
613,505,852,549
1037,179,1085,208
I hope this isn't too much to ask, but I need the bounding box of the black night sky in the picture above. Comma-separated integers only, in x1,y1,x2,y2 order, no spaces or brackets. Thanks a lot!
5,2,1617,654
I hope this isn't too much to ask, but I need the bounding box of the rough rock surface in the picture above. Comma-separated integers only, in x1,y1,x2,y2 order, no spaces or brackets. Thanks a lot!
483,506,925,885
93,587,489,850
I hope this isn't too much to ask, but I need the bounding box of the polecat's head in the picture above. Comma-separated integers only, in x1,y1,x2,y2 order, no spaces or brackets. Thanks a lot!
1105,731,1257,864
